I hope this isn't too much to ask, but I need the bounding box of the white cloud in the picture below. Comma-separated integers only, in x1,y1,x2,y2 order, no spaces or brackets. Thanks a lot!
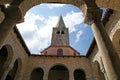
17,12,44,33
17,12,59,54
75,30,83,43
17,10,84,54
46,4,66,9
64,11,84,33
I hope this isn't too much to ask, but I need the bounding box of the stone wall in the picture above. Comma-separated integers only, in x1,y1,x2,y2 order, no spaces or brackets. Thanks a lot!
23,56,92,80
1,29,29,80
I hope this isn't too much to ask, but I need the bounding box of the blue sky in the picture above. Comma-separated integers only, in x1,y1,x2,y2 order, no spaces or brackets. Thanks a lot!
17,3,94,55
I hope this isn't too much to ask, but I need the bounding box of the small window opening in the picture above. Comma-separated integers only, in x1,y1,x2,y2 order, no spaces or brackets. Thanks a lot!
57,31,60,34
57,49,63,56
61,31,64,34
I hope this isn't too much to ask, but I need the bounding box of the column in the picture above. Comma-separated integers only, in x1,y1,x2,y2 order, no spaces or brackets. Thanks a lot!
43,70,48,80
91,20,119,80
82,5,120,80
0,5,22,48
69,70,74,80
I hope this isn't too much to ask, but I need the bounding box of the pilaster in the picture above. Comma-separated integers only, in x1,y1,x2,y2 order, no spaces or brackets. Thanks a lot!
43,69,48,80
69,70,74,80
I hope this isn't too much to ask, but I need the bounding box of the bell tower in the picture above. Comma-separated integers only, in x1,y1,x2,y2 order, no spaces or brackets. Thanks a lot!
51,16,69,46
41,16,80,56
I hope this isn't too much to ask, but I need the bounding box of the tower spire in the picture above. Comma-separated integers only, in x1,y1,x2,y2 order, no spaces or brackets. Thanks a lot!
51,16,69,46
56,16,66,28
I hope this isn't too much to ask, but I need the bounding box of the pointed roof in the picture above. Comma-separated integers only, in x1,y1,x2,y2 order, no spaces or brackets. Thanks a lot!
56,16,66,28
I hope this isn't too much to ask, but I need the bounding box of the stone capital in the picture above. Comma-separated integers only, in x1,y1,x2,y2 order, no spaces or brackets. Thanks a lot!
3,5,23,23
84,7,102,25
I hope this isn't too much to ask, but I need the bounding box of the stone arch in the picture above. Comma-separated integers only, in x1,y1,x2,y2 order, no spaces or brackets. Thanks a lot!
18,0,120,18
19,0,84,17
30,67,44,80
5,59,19,80
74,69,86,80
48,64,69,80
1,0,120,11
0,45,13,79
14,58,23,80
112,29,120,56
93,61,106,80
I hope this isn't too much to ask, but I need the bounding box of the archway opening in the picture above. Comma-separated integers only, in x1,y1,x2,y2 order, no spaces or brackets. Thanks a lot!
74,69,86,80
0,46,8,69
5,60,18,80
48,65,69,80
31,68,44,80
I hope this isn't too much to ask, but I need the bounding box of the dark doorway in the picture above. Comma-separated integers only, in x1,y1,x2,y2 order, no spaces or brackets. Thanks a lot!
31,68,44,80
74,69,86,80
48,65,69,80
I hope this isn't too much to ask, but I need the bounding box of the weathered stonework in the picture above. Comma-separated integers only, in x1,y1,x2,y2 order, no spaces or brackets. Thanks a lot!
0,0,120,80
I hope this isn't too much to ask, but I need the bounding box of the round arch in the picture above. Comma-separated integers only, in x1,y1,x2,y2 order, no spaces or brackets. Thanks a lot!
74,69,86,80
57,49,63,56
5,59,19,80
48,64,69,80
93,61,106,80
1,0,120,11
1,45,13,66
19,0,120,17
0,45,13,79
14,58,23,80
112,29,120,56
30,67,44,80
19,0,84,17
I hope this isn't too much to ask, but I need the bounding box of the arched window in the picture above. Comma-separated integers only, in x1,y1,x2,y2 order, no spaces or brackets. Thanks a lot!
5,58,22,80
0,46,8,67
57,49,63,56
74,69,86,80
61,31,64,34
0,45,13,79
5,60,18,80
57,31,60,34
